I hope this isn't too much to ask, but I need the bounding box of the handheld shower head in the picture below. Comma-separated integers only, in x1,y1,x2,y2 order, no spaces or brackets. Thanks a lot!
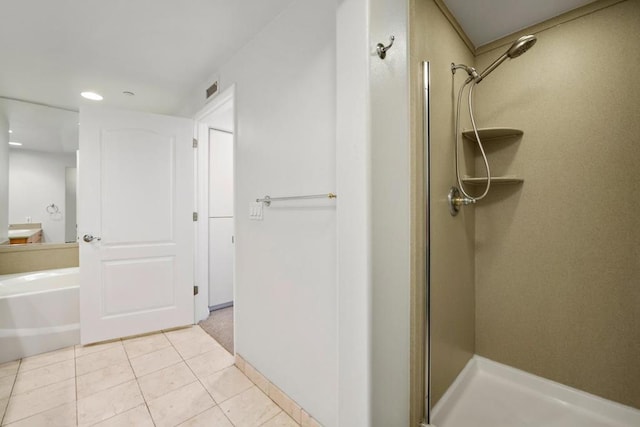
476,34,537,83
506,34,537,58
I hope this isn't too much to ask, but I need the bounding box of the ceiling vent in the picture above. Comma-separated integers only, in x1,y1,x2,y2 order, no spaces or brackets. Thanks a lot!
206,80,219,99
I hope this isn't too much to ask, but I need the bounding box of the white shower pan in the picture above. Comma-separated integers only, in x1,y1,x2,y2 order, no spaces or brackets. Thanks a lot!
431,356,640,427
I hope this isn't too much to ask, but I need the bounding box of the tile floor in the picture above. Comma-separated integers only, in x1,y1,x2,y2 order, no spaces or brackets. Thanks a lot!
0,326,299,427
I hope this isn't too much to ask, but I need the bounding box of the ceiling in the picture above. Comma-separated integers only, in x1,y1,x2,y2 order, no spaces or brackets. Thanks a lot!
1,0,600,153
0,0,292,152
0,0,293,113
442,0,598,47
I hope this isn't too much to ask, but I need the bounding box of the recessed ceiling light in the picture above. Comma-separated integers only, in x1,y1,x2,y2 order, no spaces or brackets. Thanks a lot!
9,141,22,146
8,130,13,133
81,91,103,101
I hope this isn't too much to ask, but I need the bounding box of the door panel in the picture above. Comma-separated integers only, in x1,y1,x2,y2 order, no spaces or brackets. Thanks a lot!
209,217,234,307
208,129,234,218
79,106,194,344
101,129,174,243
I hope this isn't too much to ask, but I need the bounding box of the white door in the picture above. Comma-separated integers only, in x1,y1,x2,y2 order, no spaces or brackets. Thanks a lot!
79,106,194,345
209,218,234,307
208,129,234,308
208,129,234,217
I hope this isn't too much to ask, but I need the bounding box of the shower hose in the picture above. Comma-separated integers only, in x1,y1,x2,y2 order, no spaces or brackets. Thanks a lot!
454,78,491,202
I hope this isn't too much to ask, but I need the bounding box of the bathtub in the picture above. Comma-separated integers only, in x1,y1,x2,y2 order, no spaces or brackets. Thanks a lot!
0,267,79,364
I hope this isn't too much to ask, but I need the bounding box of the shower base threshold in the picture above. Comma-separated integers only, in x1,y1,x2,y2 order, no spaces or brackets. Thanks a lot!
431,355,640,427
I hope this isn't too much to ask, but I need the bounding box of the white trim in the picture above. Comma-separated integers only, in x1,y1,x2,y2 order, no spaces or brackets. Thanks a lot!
432,355,640,426
195,85,235,122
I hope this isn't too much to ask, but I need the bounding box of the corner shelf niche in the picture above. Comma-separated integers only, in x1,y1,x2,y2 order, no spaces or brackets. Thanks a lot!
462,176,524,186
462,127,523,142
462,127,524,185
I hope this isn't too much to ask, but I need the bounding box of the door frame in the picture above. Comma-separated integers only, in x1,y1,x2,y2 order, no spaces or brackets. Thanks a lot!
193,85,236,324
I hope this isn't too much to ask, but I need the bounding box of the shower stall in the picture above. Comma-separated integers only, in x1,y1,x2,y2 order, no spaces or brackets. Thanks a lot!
411,1,640,426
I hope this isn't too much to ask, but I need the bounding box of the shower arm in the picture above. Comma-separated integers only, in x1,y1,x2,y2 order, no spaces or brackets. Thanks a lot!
451,63,480,83
451,52,509,84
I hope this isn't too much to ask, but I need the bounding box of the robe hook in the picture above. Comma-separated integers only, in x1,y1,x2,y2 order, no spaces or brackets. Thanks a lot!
376,36,395,59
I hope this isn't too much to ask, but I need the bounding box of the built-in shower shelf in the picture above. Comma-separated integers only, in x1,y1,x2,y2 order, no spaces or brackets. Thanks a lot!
463,127,523,142
462,176,524,185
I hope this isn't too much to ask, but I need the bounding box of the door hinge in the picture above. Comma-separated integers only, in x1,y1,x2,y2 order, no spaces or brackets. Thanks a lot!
193,285,199,295
192,138,198,148
193,212,198,221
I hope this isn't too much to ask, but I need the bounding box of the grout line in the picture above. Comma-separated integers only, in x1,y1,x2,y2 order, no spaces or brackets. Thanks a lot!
258,410,286,426
73,344,78,426
123,339,157,427
166,329,237,427
0,359,21,426
17,347,75,374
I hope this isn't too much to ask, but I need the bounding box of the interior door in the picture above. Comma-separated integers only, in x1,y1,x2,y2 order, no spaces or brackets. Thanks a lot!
208,129,234,308
79,105,194,345
209,217,234,307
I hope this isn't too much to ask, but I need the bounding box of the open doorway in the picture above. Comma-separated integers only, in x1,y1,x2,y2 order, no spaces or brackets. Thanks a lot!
195,86,236,354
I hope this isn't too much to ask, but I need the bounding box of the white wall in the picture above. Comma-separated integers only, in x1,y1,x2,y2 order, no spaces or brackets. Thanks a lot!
0,115,9,244
336,0,372,425
188,0,338,424
185,0,413,424
9,149,77,243
369,0,411,424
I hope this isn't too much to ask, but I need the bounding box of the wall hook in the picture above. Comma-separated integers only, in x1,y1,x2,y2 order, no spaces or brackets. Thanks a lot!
376,36,395,59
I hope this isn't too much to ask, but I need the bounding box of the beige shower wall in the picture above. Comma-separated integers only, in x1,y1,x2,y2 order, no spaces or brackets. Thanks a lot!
473,0,640,409
409,0,476,409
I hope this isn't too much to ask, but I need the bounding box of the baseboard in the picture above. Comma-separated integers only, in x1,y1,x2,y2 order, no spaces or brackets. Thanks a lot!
209,301,233,312
235,353,323,426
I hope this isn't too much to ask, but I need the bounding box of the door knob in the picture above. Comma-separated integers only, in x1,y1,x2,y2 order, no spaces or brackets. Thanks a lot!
83,234,101,242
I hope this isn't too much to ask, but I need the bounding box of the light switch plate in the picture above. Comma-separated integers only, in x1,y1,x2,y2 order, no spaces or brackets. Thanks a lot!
249,202,263,220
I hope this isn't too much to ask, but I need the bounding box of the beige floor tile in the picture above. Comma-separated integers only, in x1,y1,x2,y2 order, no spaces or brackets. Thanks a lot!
76,362,135,400
92,404,154,427
11,359,75,396
122,332,171,359
147,381,215,427
0,376,14,400
0,397,8,423
77,379,144,426
219,386,281,427
185,347,235,379
163,325,208,344
171,332,225,360
75,340,122,358
2,378,75,425
18,347,74,373
137,362,196,401
3,401,76,427
0,361,19,379
75,346,128,376
129,346,182,377
262,411,300,427
200,366,253,404
177,406,233,427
